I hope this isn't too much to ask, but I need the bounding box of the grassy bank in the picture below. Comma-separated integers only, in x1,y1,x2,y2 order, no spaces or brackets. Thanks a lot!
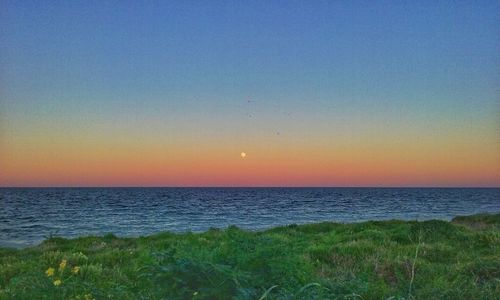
1,214,499,299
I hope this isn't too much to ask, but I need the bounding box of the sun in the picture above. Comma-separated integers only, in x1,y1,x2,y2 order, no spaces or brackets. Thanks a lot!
240,152,247,158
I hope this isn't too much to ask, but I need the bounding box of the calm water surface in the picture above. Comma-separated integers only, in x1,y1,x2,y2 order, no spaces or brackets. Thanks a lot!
1,188,499,248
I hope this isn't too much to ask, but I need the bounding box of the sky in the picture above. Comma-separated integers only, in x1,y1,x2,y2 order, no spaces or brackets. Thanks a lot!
1,1,499,187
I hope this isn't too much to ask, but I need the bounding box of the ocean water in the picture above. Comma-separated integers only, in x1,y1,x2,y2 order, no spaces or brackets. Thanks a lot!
0,187,499,248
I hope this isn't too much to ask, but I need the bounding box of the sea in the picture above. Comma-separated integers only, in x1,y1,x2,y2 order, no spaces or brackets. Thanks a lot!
1,187,499,248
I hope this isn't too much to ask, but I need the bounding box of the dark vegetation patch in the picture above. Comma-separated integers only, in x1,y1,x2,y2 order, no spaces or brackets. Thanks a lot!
452,213,500,230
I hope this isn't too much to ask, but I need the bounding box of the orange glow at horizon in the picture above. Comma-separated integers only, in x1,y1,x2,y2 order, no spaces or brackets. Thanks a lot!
1,128,499,187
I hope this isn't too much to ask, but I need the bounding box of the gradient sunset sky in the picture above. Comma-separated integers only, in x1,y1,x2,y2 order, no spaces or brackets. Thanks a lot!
1,1,499,187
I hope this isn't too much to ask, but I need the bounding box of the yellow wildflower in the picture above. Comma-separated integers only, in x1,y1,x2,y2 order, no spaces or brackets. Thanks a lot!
72,266,81,274
45,267,55,277
53,279,62,286
59,259,67,271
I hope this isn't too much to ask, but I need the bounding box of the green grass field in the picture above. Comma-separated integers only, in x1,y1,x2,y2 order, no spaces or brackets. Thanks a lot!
1,214,499,299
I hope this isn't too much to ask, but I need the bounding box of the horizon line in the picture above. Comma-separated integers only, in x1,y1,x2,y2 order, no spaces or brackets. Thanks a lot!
1,186,499,189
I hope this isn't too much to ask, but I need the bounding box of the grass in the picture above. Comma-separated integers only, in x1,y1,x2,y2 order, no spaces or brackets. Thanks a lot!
0,214,499,299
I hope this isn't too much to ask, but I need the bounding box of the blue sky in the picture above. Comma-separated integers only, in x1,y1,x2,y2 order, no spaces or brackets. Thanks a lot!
1,1,499,186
